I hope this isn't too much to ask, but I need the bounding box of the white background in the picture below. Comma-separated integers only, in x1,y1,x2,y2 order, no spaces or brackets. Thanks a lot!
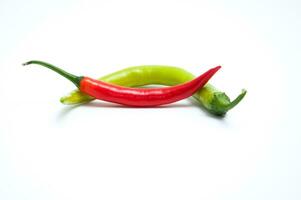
0,0,300,199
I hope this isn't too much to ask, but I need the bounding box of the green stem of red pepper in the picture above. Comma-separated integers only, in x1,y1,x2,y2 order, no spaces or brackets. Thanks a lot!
23,60,83,87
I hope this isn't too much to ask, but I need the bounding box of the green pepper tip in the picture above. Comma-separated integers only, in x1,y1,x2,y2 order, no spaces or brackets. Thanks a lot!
60,96,66,104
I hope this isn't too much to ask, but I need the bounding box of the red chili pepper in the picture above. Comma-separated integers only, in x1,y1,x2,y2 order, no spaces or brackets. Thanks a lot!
23,60,220,107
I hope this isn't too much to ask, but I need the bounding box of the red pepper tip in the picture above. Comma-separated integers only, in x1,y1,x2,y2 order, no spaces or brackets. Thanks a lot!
215,65,222,70
209,65,221,74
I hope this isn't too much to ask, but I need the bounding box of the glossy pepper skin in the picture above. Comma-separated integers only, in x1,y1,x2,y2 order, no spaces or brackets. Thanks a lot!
61,66,246,115
23,60,220,107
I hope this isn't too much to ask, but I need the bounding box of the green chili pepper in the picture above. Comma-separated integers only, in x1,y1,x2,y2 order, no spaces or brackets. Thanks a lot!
60,65,246,116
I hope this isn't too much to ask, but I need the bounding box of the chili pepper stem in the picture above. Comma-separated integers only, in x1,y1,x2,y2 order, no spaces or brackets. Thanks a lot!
226,89,247,111
23,60,83,87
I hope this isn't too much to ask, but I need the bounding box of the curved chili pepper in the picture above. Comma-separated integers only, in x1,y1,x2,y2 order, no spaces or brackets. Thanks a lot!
23,60,220,107
61,66,246,115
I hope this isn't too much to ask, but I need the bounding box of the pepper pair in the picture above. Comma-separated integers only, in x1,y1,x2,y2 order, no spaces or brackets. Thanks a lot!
24,60,246,116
